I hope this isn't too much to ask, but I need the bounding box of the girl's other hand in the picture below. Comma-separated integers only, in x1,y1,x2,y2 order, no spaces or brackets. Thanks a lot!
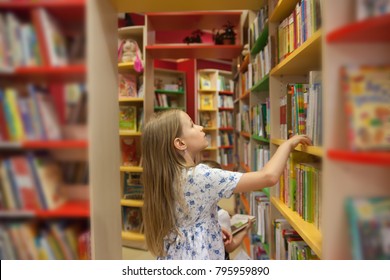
287,135,312,149
221,227,232,245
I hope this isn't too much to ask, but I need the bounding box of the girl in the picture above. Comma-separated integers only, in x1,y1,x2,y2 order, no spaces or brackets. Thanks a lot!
142,109,311,260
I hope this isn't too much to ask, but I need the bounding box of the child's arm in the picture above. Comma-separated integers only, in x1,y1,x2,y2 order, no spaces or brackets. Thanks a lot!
234,135,311,193
225,219,253,253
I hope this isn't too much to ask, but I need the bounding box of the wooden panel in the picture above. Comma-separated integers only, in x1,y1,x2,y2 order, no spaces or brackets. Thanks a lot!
146,45,242,59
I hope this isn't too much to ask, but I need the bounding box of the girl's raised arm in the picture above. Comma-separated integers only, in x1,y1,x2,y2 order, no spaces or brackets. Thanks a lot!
234,135,311,193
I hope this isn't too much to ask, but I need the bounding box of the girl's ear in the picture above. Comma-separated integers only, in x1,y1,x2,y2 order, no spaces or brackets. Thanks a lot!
174,137,187,151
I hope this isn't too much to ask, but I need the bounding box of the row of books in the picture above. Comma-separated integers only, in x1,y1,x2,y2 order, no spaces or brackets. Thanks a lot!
250,191,271,245
218,149,234,166
217,131,233,147
154,93,181,108
250,41,273,86
237,105,251,134
119,105,143,133
218,111,233,128
277,153,322,229
248,5,268,49
218,95,234,108
0,154,65,211
253,145,270,172
61,161,89,185
251,99,270,139
118,73,144,98
274,219,319,260
0,83,86,142
278,0,322,63
217,75,234,92
0,222,90,260
0,8,74,71
279,73,322,146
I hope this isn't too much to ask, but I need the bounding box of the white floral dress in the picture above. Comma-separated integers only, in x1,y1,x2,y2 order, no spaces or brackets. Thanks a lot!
158,164,243,260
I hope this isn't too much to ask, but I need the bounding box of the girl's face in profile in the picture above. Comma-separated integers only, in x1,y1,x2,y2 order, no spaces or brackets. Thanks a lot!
179,112,208,154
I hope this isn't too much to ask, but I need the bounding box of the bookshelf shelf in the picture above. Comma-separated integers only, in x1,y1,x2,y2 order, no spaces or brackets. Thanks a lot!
251,74,269,92
146,45,242,59
240,90,250,100
203,127,218,131
119,131,142,136
22,140,88,149
146,11,241,30
198,89,217,93
198,108,217,112
219,145,233,149
0,0,85,9
121,231,145,242
219,127,234,131
36,201,90,219
269,0,300,23
240,162,251,172
327,14,390,43
328,150,390,165
218,107,234,111
262,188,270,198
118,97,144,103
120,166,143,172
251,22,269,56
121,199,143,208
219,90,234,95
154,106,185,110
240,194,250,214
155,89,184,95
118,62,142,73
204,147,218,151
240,132,251,138
271,197,322,259
271,138,323,157
0,65,86,79
252,135,270,143
270,30,322,76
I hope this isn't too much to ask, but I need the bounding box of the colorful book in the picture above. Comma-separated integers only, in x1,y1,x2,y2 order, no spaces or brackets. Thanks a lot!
118,73,137,98
230,214,256,235
119,105,137,132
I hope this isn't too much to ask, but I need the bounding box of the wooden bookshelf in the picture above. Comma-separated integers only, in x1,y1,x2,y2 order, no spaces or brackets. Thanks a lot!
118,97,144,103
270,30,322,75
328,150,390,165
327,13,390,43
271,138,323,157
271,197,322,259
119,131,142,136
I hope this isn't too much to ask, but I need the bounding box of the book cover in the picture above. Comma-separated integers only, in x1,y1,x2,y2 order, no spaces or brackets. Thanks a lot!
341,66,390,150
345,196,390,260
123,207,143,232
118,73,137,98
199,75,212,90
121,137,139,166
200,94,214,110
230,214,256,235
119,105,137,132
123,172,143,200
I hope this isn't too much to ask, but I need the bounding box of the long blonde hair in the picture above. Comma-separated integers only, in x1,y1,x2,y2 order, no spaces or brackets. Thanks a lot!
141,109,187,256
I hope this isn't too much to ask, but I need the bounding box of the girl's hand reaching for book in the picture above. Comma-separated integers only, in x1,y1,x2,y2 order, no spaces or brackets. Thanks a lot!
287,135,312,150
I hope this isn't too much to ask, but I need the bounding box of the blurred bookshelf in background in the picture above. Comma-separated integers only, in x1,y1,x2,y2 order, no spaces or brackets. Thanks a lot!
0,0,89,259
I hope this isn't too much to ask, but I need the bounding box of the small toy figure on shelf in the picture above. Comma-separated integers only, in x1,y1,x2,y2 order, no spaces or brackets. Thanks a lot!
213,21,236,45
183,29,204,45
177,77,184,91
118,39,144,72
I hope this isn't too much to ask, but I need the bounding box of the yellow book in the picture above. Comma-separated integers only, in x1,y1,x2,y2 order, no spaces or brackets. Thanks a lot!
200,94,213,109
5,88,25,141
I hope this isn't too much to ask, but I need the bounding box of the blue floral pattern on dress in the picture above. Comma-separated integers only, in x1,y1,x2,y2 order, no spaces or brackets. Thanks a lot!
158,164,243,260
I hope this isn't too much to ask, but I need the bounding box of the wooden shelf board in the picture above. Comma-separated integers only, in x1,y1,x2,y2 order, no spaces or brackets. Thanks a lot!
118,62,143,73
121,231,145,242
271,197,322,258
218,90,234,95
120,166,143,172
251,22,269,55
0,0,84,9
269,0,300,23
146,11,241,31
262,188,270,198
146,45,242,59
241,132,251,138
154,106,185,110
202,127,218,131
327,14,390,43
21,140,88,149
118,26,144,38
252,135,270,143
251,74,269,92
219,127,234,131
118,97,144,103
36,201,89,219
270,30,322,76
271,138,323,157
112,0,262,13
328,150,390,165
155,89,185,95
218,107,234,111
240,162,251,172
119,131,142,136
204,147,218,151
198,89,217,93
121,199,143,208
198,108,217,112
219,145,233,149
240,91,250,100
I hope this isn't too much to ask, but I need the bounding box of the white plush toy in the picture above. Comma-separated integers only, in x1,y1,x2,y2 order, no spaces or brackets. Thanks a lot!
121,39,137,63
